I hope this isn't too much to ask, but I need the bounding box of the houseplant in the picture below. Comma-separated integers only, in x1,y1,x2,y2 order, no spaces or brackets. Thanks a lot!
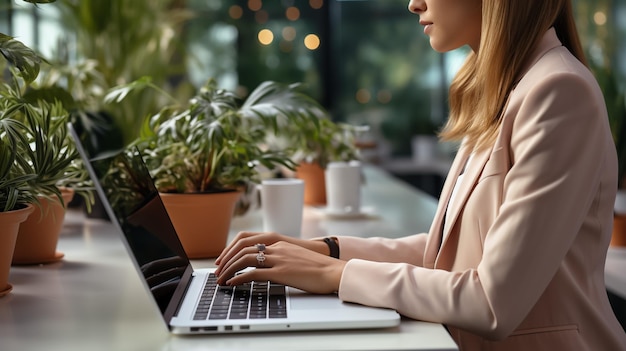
0,17,93,265
10,100,93,264
273,116,368,205
0,21,49,295
105,77,326,257
0,114,37,297
51,0,195,146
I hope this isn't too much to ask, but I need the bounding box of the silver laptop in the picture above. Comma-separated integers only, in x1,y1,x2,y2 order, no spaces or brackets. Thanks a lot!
68,122,400,334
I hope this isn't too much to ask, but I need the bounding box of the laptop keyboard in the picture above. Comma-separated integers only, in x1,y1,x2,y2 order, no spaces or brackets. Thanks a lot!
193,273,288,320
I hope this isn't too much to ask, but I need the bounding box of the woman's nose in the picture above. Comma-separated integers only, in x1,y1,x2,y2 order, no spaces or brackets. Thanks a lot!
407,0,425,14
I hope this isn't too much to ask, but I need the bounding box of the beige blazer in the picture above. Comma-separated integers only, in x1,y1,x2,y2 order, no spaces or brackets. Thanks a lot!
337,28,626,351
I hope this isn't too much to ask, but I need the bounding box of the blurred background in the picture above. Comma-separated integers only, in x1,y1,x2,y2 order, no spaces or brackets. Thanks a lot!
1,0,624,197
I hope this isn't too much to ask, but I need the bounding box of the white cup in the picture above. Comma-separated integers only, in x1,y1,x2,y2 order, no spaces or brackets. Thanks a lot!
325,161,362,214
259,178,305,237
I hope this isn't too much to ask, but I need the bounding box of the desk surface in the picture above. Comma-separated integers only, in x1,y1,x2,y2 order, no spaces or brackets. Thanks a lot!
0,166,459,351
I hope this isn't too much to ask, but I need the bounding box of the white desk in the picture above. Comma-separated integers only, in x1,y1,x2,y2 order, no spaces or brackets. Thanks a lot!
0,166,459,351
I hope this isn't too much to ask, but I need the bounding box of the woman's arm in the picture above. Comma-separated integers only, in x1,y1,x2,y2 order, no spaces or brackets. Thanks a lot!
336,234,428,266
339,64,614,339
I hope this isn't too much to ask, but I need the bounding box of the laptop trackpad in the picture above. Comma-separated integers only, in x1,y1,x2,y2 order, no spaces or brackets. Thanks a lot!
288,289,344,310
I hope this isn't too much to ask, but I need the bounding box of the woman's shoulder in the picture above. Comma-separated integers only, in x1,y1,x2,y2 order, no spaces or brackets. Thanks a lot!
506,45,607,129
516,46,600,97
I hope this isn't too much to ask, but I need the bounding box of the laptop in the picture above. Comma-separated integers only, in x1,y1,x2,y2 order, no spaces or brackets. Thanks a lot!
68,122,400,334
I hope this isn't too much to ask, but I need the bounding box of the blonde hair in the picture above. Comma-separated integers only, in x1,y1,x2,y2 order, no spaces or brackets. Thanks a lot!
440,0,587,151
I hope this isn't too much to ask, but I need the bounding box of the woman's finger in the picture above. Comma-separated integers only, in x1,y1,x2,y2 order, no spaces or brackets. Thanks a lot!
223,266,275,286
214,231,251,264
216,231,288,266
215,231,260,265
217,250,268,285
215,244,258,276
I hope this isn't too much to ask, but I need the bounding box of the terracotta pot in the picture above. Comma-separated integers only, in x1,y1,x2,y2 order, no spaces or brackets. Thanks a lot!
611,214,626,247
12,188,75,265
160,191,241,259
0,205,34,297
295,162,326,206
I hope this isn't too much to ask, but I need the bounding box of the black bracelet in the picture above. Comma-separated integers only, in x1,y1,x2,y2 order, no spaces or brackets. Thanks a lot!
323,237,340,259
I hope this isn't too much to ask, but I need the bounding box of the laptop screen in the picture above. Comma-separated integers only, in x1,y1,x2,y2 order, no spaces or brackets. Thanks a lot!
69,122,193,325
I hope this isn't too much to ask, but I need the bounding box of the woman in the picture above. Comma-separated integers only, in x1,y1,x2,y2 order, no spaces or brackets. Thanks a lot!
216,0,626,349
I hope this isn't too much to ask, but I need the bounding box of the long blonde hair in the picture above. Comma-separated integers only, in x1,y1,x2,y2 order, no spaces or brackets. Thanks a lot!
440,0,587,151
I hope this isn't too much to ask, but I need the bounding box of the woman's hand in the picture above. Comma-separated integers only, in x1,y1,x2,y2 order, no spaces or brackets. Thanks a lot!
215,232,345,294
215,231,327,269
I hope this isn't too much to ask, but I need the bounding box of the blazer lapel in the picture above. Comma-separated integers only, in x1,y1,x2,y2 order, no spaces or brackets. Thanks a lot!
423,144,470,268
434,147,491,267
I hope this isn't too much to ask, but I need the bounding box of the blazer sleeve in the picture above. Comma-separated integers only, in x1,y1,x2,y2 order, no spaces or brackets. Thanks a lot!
338,66,613,339
337,234,428,266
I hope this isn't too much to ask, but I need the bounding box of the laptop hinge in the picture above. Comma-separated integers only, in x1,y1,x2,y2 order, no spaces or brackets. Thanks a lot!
170,268,196,319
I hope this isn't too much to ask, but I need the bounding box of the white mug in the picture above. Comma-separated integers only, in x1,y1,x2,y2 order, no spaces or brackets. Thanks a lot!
259,178,305,237
325,161,362,214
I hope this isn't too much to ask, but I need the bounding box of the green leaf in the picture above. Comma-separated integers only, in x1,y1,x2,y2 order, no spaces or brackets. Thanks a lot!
103,76,154,103
0,34,43,84
23,86,77,110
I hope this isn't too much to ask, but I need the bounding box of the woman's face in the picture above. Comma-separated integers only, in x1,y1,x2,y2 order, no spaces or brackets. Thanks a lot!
408,0,482,53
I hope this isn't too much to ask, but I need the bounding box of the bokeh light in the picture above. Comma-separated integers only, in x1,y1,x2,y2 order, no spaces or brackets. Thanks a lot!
309,0,323,10
258,29,274,45
304,34,320,50
356,89,371,104
255,10,269,24
282,26,297,41
248,0,262,11
229,5,243,19
594,11,607,26
286,7,300,21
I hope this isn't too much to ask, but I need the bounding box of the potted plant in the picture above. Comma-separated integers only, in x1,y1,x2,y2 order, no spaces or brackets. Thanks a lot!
0,28,46,296
274,115,368,205
9,100,93,264
105,77,325,258
0,22,94,266
0,115,37,297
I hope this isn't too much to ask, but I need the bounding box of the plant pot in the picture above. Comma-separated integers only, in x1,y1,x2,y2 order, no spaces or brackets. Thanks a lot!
160,191,241,259
295,162,326,206
612,214,626,247
0,205,34,297
12,188,75,265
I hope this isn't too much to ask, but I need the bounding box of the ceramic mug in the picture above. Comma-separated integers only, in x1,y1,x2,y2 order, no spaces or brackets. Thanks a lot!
325,161,362,215
259,178,305,237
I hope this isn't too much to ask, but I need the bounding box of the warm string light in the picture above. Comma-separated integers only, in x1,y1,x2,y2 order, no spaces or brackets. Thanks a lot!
248,0,262,12
594,11,607,26
285,6,300,21
258,29,274,45
235,2,325,51
282,26,296,41
228,5,243,19
303,34,320,50
309,0,323,10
